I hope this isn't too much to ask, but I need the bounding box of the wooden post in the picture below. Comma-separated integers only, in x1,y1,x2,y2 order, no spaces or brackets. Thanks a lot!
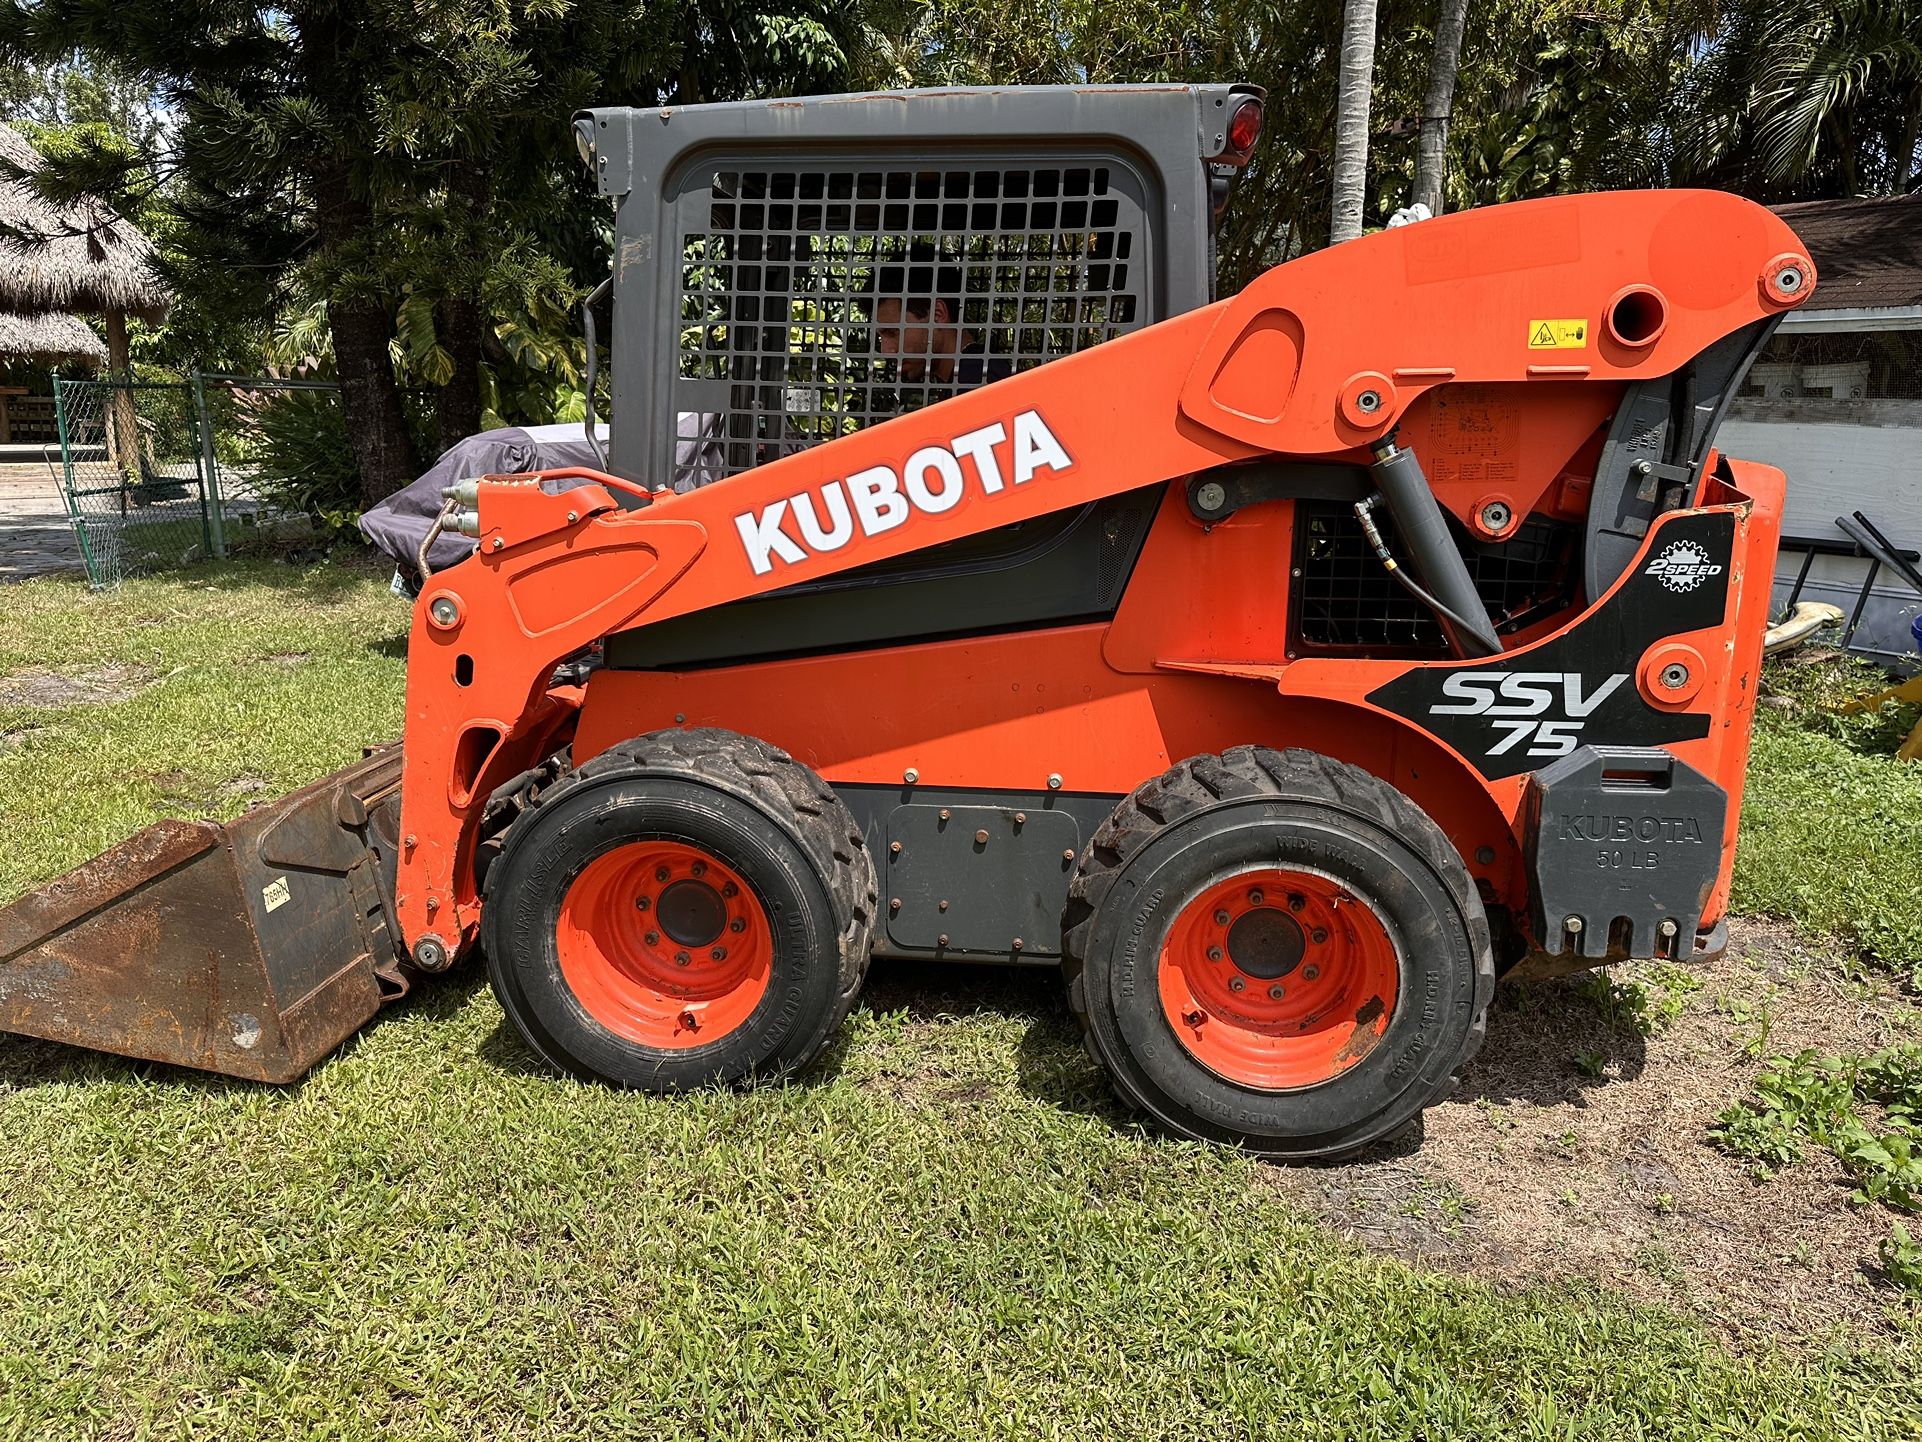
103,308,140,486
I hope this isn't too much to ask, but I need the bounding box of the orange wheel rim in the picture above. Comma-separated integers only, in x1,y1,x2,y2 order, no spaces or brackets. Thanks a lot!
555,841,773,1049
1156,867,1401,1090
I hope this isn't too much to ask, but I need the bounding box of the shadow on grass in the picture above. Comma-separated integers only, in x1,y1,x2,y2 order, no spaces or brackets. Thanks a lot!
0,950,1649,1137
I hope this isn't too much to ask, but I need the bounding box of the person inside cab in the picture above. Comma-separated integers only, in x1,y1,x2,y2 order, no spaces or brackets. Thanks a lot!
870,247,1012,389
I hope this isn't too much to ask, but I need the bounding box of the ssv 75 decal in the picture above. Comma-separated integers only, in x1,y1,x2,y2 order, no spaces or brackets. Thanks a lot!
1429,671,1628,757
1366,510,1735,780
734,409,1074,576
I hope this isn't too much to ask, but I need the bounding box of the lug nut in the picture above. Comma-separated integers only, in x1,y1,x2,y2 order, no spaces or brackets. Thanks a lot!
721,882,738,898
1228,976,1246,992
729,917,747,933
635,896,650,911
1207,946,1224,961
690,861,706,876
1288,894,1306,913
644,930,660,947
679,1010,698,1031
674,951,691,966
1268,984,1286,1001
655,867,671,883
1302,964,1320,981
1214,909,1232,925
1248,889,1264,905
1311,927,1328,944
710,946,727,961
1182,1008,1204,1027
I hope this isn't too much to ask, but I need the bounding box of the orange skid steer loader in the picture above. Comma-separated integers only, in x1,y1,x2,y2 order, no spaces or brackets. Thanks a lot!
1,86,1814,1159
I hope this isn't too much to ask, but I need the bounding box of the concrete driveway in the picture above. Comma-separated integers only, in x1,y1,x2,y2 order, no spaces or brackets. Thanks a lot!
0,464,84,582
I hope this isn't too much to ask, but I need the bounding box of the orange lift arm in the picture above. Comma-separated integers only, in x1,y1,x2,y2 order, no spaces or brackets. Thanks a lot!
392,189,1813,969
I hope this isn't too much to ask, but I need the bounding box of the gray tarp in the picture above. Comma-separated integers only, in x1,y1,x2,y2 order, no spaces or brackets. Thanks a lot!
357,423,603,574
358,417,726,577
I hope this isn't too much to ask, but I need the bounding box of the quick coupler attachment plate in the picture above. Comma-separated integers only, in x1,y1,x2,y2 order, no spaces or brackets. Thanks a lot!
1523,745,1727,963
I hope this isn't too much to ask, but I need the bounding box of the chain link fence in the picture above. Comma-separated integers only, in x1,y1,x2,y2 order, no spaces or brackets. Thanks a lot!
52,375,343,588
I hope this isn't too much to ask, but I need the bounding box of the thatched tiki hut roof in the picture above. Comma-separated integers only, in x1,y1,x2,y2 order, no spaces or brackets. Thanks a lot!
0,122,170,462
0,309,107,364
0,123,170,328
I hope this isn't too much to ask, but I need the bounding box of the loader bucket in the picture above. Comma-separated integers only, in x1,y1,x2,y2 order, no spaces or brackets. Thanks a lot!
0,747,406,1082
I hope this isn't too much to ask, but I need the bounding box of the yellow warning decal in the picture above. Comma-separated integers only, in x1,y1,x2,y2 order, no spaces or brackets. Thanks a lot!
1527,318,1588,349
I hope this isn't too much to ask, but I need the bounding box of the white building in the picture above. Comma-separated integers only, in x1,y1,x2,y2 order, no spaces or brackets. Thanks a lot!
1720,192,1922,665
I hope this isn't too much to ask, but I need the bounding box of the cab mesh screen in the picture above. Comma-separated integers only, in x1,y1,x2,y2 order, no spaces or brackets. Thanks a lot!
671,162,1151,488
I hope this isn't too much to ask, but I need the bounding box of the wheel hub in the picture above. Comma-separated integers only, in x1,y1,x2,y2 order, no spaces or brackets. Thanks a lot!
1225,907,1304,979
555,841,772,1050
657,879,726,947
1156,866,1401,1091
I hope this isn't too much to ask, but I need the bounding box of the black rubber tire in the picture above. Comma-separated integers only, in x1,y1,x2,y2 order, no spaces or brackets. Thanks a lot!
1063,746,1494,1161
482,727,877,1090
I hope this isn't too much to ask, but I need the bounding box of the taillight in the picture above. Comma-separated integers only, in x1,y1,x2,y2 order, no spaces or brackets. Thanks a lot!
1226,98,1263,156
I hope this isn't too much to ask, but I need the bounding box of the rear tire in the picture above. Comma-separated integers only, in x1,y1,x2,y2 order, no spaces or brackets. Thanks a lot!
1063,746,1493,1161
482,728,876,1089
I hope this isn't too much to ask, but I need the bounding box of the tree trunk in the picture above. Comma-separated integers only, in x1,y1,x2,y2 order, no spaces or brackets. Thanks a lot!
102,308,140,480
308,153,419,506
434,292,485,455
1330,0,1380,243
330,295,421,508
1895,83,1921,192
1413,0,1471,216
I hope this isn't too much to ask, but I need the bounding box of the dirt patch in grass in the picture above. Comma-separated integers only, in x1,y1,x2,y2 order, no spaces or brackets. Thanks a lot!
1259,917,1919,1347
0,662,155,709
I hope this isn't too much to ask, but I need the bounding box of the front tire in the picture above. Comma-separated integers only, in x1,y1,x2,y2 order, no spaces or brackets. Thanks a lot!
482,728,876,1090
1064,746,1493,1161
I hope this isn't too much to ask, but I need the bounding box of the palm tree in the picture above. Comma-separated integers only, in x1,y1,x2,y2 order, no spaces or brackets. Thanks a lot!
1413,0,1472,216
1329,0,1380,242
1682,0,1922,197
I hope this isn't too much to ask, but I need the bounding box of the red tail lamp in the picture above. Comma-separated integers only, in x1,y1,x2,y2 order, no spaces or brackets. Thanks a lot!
1227,98,1264,157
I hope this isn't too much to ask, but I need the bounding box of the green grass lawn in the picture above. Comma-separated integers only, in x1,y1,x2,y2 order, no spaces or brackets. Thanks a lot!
2,563,1919,1440
1735,656,1922,984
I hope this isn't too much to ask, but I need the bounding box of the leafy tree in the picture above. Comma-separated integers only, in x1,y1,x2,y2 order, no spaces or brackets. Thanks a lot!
0,0,865,505
1680,0,1922,198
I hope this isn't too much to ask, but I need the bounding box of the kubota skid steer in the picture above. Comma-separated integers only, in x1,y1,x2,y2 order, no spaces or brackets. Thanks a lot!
1,86,1814,1158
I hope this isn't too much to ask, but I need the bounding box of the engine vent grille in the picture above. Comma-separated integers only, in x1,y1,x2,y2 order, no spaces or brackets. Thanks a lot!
1291,503,1579,654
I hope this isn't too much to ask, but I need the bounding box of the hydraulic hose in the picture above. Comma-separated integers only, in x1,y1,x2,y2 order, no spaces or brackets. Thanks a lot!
1364,437,1502,657
1353,494,1500,653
